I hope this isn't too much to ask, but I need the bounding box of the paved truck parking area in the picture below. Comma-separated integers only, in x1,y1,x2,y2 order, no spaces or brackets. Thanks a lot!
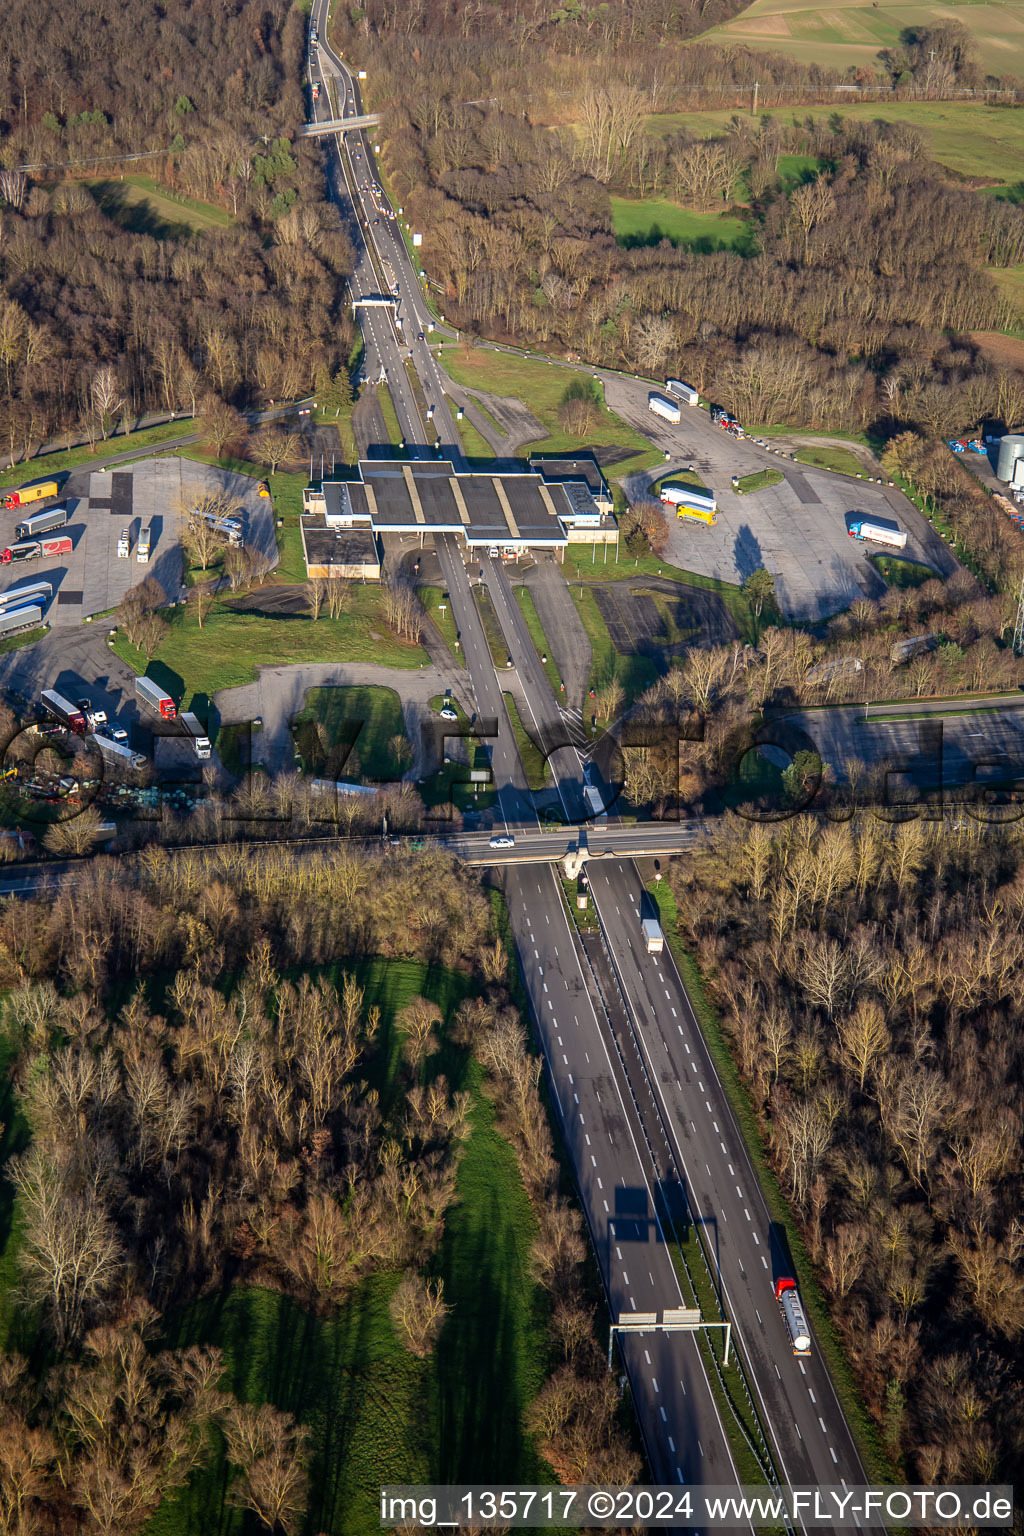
603,375,958,621
0,458,277,628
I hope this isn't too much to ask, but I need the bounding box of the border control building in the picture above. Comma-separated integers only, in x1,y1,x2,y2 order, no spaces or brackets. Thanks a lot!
301,458,617,578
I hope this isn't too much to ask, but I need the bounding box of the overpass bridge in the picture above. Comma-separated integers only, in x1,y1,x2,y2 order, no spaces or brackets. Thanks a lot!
299,114,380,135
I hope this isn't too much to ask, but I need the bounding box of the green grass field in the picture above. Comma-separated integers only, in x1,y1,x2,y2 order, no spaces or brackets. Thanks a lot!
869,552,937,588
291,685,409,782
88,174,232,236
698,0,1024,82
794,442,868,477
439,349,664,474
609,196,757,254
113,584,428,697
646,101,1024,185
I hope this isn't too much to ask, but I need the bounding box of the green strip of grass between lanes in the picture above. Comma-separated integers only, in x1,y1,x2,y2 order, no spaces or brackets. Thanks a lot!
502,692,549,791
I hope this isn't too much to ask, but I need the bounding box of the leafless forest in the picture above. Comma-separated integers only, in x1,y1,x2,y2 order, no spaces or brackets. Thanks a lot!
0,847,636,1529
670,817,1024,1487
344,1,1024,438
0,0,356,458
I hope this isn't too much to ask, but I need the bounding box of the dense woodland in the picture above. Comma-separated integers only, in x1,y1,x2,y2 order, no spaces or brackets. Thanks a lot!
671,818,1024,1487
0,0,356,458
343,0,1024,439
0,848,638,1529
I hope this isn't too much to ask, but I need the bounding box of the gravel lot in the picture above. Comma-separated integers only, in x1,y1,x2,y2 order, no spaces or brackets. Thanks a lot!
0,457,277,628
602,376,958,621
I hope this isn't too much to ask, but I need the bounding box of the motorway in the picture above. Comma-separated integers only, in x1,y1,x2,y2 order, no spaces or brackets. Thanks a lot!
304,4,869,1517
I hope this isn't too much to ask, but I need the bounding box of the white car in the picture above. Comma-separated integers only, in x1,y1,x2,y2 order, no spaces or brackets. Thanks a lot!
439,706,458,721
489,834,515,849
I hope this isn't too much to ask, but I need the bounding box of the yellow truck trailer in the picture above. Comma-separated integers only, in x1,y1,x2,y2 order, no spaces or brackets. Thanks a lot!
675,503,717,525
1,480,59,511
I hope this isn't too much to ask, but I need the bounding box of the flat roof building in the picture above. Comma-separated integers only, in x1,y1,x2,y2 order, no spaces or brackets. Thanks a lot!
529,454,614,515
301,459,617,576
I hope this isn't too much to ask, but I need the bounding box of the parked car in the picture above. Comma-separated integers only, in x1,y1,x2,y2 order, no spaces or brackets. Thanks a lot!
439,706,458,721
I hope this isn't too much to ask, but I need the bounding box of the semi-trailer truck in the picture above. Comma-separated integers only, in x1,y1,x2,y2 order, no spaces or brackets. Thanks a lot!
136,526,151,563
660,482,716,511
0,604,43,638
15,506,68,541
847,517,907,550
1,480,58,511
93,734,147,772
1,536,71,564
775,1276,811,1355
180,711,212,760
136,676,177,719
648,393,682,425
0,580,52,610
665,379,699,407
40,689,86,735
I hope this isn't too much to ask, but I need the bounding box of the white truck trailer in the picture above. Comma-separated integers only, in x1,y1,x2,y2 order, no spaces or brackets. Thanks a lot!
180,711,212,760
666,379,699,406
648,393,682,425
847,517,907,549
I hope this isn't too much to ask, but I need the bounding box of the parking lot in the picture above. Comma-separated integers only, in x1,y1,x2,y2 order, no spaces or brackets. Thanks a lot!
0,458,277,628
603,376,959,621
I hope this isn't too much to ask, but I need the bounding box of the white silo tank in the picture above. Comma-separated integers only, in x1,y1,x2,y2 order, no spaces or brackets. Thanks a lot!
996,434,1024,481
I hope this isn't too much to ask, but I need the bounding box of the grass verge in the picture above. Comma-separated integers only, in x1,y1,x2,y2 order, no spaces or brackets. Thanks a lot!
502,692,549,791
0,420,193,490
735,467,783,495
650,877,892,1483
377,384,404,449
513,589,561,697
473,587,509,669
417,584,463,664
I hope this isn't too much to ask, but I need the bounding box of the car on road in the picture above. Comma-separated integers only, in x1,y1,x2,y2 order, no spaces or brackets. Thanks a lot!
439,706,458,721
417,332,424,341
489,834,515,849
